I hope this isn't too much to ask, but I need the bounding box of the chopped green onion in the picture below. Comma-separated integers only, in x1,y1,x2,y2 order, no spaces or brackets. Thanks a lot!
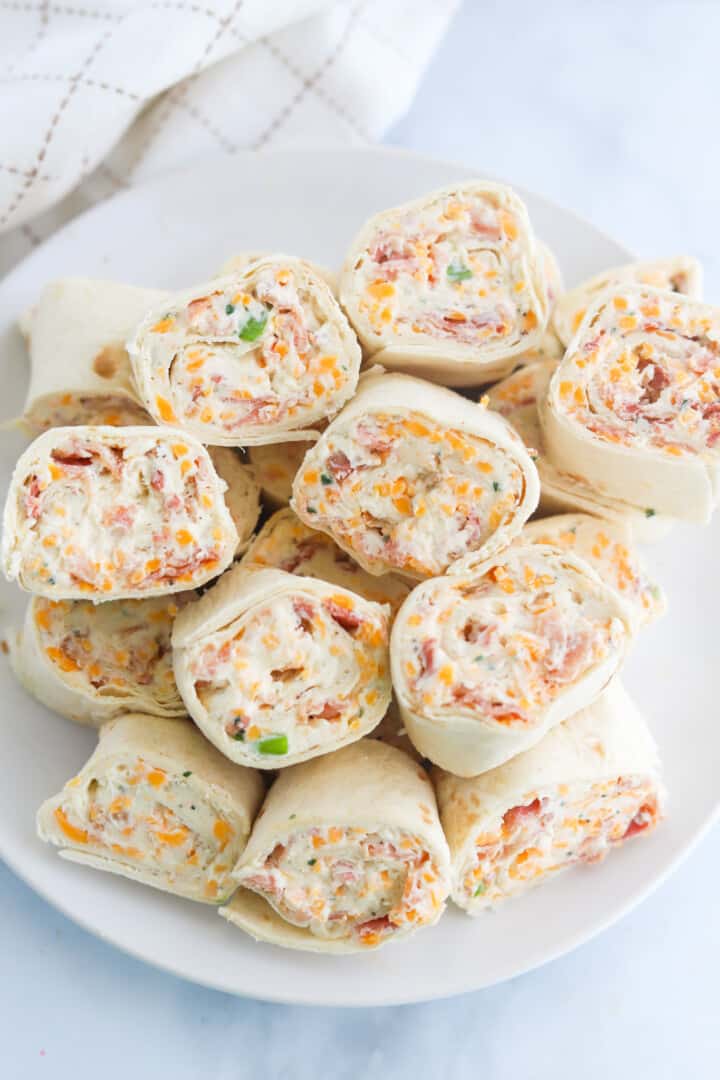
225,303,235,315
320,473,333,485
239,310,269,342
474,655,484,663
306,506,317,514
474,882,486,897
182,770,192,777
289,813,296,820
231,728,246,742
307,858,317,866
645,508,656,518
492,480,501,492
258,734,288,756
447,261,473,283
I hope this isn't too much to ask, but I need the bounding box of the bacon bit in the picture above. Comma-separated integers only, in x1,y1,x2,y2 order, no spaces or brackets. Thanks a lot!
51,449,93,468
462,619,491,645
623,805,655,838
470,214,502,242
324,599,362,633
502,798,541,832
293,598,315,633
325,450,352,482
418,639,436,678
310,702,343,721
103,505,135,531
357,914,391,943
637,358,671,404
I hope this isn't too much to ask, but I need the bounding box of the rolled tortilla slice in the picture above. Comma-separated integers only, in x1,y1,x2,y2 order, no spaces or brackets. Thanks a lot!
291,371,539,580
128,257,361,446
247,438,317,508
339,181,551,387
523,513,665,629
37,713,264,902
541,285,720,522
9,593,193,726
391,543,631,776
1,426,238,600
19,278,166,433
486,359,673,541
434,680,664,913
207,448,260,554
552,256,702,347
241,508,411,614
172,565,392,769
220,739,450,952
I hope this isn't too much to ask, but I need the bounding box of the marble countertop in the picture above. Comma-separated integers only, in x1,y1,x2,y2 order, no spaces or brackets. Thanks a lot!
2,3,719,1077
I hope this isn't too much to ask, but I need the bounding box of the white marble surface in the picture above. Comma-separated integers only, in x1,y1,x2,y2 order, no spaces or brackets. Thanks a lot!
2,2,720,1076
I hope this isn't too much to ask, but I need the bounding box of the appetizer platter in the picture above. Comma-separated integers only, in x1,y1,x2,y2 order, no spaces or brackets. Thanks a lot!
0,148,717,1006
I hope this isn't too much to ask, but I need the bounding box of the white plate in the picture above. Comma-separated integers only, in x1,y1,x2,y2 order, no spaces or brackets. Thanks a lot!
0,147,717,1006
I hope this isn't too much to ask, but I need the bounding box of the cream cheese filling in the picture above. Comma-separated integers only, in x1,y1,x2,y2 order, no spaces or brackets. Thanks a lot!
52,758,244,901
459,776,661,908
236,825,445,944
295,410,525,577
187,591,389,760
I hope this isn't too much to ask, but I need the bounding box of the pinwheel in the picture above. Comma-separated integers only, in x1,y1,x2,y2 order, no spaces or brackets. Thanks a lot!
37,714,264,902
339,181,551,386
292,371,539,579
9,593,192,726
2,426,238,599
541,285,720,521
172,566,392,768
435,681,664,912
391,543,631,776
221,739,450,952
128,257,361,446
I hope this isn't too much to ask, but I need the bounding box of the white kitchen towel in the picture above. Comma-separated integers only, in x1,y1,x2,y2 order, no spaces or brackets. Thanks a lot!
0,0,458,275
